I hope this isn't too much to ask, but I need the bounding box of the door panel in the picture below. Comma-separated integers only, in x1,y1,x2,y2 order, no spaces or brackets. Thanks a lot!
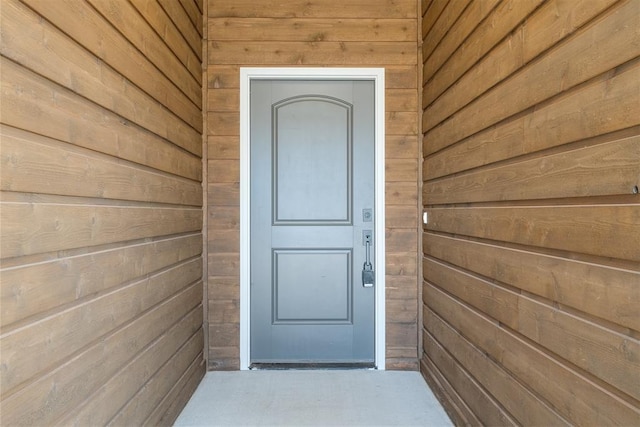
250,80,375,364
273,97,352,224
273,249,352,323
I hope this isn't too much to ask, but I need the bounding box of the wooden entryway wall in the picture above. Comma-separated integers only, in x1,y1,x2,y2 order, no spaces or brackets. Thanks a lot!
2,0,638,424
421,0,639,424
1,0,205,424
205,0,422,370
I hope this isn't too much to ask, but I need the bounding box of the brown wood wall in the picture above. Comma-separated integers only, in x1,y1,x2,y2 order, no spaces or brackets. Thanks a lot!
206,0,421,370
0,0,205,424
420,0,640,424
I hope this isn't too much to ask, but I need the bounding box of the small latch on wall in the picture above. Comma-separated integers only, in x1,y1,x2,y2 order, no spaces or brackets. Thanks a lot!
423,212,428,225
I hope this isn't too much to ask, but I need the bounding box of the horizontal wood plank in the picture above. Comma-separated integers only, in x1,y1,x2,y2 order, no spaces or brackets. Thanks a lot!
386,66,419,89
145,355,206,426
425,205,640,262
424,26,524,127
207,345,240,360
208,136,240,159
424,0,540,92
1,202,202,258
424,257,520,330
129,0,202,68
424,2,640,154
420,355,482,427
421,0,432,16
158,0,203,52
386,322,417,349
424,136,640,204
423,329,517,426
386,205,419,229
387,299,418,323
386,158,418,182
424,233,640,332
208,89,239,111
421,0,448,41
459,115,639,191
386,228,418,253
425,257,640,400
387,112,418,135
207,65,240,88
385,253,418,277
521,0,618,63
386,347,417,361
208,277,240,301
1,127,202,206
387,89,418,112
208,299,239,324
0,283,202,426
1,61,202,179
386,276,418,301
208,183,240,206
0,235,201,328
209,18,416,41
87,0,202,104
206,356,240,370
208,41,417,65
423,0,618,129
424,285,640,425
208,0,417,19
208,324,240,348
425,311,568,426
424,65,640,177
207,112,240,136
100,325,203,426
386,135,418,159
208,159,240,183
23,0,202,119
0,0,202,136
521,64,640,155
207,229,240,253
386,182,418,205
386,357,419,370
0,263,201,396
518,294,640,401
207,65,419,89
422,0,470,62
208,206,240,229
208,253,240,277
178,0,203,35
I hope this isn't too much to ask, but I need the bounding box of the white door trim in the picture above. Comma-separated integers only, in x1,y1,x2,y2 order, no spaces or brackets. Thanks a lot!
239,67,386,370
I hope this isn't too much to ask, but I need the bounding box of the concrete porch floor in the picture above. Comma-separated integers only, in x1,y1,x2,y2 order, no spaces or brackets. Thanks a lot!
174,370,452,426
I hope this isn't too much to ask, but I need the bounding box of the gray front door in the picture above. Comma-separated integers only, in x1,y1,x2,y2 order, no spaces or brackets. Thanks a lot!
250,80,375,365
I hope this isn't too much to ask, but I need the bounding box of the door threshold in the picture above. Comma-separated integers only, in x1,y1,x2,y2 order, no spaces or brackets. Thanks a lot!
250,362,376,370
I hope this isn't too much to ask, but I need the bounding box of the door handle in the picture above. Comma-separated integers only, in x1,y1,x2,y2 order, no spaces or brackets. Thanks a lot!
362,236,374,288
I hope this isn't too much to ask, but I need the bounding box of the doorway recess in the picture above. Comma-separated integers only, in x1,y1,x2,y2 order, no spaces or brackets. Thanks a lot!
239,68,386,370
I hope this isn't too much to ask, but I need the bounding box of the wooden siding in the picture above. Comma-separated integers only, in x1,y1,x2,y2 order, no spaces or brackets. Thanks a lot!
421,0,640,425
206,0,421,370
0,0,204,425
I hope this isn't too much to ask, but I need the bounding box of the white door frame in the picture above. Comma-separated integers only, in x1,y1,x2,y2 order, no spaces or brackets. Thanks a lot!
239,67,386,370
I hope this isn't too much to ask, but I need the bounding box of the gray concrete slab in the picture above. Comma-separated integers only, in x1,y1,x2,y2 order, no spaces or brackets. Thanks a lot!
174,370,452,426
